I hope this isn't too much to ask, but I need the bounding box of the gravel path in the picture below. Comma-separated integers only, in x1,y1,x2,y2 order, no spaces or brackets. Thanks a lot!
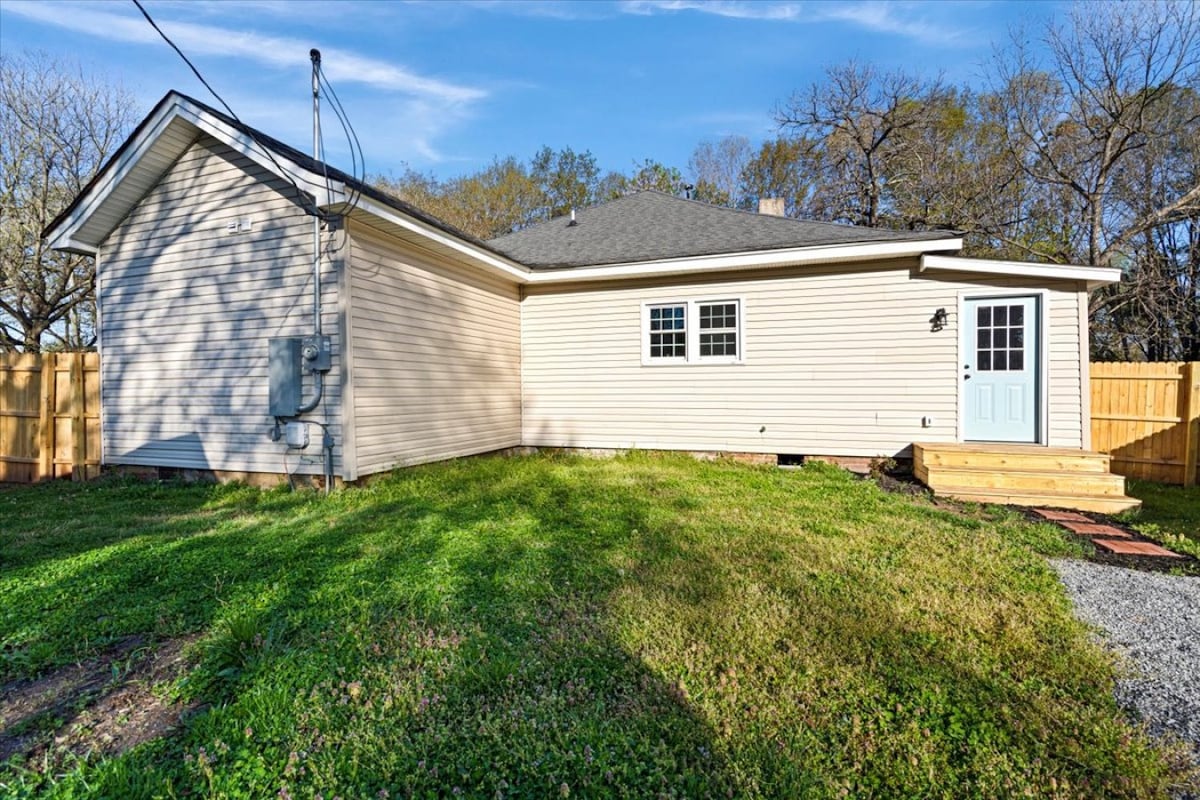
1052,559,1200,778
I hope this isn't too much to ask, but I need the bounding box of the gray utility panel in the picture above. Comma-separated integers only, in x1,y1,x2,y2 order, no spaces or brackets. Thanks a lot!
269,337,302,417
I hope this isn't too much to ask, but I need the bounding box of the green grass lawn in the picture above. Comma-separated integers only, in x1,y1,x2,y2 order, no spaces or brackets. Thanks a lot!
1121,480,1200,559
0,454,1190,798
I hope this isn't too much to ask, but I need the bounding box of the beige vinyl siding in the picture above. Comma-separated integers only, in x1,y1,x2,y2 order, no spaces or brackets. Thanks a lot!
347,224,521,475
97,135,345,476
521,262,1085,457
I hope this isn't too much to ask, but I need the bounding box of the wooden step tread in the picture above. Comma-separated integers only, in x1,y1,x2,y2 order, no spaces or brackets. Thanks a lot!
918,468,1127,497
930,487,1141,514
914,451,1110,473
914,442,1110,457
918,464,1126,479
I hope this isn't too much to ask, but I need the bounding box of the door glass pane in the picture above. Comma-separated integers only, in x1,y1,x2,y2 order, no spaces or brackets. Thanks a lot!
973,301,1031,373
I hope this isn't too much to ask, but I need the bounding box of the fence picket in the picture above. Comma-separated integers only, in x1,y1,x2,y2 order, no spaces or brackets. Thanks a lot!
1090,361,1200,486
0,353,101,483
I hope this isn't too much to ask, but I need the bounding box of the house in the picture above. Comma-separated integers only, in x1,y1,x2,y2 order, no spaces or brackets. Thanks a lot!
43,92,1135,511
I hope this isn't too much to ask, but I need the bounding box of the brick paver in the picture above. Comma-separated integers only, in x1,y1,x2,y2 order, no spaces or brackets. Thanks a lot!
1092,539,1184,558
1033,509,1094,523
1060,521,1132,538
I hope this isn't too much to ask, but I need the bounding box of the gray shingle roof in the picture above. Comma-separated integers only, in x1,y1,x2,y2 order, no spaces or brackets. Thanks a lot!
487,190,958,268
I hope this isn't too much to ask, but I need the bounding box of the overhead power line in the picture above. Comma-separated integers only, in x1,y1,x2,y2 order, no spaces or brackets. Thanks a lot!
131,0,321,218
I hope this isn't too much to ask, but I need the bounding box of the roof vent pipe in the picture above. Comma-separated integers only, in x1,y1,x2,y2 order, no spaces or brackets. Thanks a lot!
567,208,578,227
758,197,786,217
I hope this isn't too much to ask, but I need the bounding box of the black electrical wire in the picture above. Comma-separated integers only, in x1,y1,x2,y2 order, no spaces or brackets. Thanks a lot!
319,67,363,185
131,0,321,219
318,66,365,215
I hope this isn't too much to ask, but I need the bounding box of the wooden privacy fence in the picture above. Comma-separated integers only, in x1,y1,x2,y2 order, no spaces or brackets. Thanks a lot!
1091,361,1200,487
0,352,101,483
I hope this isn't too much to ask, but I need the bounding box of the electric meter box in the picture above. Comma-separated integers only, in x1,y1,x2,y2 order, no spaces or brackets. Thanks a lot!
302,334,332,373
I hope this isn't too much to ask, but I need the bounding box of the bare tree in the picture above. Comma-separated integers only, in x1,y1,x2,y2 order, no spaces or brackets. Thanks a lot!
991,1,1200,269
688,135,751,207
776,62,948,227
0,52,135,352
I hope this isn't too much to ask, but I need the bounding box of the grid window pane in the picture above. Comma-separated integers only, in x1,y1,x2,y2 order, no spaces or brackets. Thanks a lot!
648,301,739,362
700,332,737,357
697,302,738,360
974,302,1029,373
648,305,686,359
650,305,685,332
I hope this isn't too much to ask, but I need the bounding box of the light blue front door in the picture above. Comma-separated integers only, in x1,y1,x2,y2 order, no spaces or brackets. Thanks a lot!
962,296,1039,442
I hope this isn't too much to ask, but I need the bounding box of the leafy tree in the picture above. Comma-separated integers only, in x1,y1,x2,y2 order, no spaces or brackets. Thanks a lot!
530,146,600,219
623,159,687,196
0,52,134,351
738,137,811,216
377,158,542,240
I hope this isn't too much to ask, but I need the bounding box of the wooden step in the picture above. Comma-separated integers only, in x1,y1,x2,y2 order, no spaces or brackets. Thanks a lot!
929,488,1141,515
913,443,1111,473
912,442,1140,515
916,464,1129,497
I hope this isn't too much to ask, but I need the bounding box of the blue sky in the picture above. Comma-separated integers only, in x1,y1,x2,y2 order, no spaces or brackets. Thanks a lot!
1,0,1063,182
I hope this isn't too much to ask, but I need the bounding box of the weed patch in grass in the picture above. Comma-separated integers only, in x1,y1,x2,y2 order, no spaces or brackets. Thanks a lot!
0,454,1190,798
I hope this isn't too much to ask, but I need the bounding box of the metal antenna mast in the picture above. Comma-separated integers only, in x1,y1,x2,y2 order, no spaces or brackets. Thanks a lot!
310,48,323,337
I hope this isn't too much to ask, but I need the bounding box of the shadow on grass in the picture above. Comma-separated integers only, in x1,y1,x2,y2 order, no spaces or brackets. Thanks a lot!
0,455,1187,798
1,456,741,797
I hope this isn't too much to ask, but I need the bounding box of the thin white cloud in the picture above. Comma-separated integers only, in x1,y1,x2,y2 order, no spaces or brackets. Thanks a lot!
619,0,969,44
3,1,485,104
447,0,594,20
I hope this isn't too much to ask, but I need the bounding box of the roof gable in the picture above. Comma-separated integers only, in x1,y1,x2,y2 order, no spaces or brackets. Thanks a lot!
487,191,960,268
41,91,509,263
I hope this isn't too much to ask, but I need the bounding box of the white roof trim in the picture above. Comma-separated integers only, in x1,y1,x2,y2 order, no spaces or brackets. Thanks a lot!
920,254,1121,288
45,94,347,255
525,238,964,284
349,196,530,282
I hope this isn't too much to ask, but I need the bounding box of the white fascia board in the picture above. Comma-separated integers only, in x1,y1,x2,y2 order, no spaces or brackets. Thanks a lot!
351,195,531,282
920,254,1121,286
45,96,346,255
526,238,964,284
44,98,185,253
183,104,345,206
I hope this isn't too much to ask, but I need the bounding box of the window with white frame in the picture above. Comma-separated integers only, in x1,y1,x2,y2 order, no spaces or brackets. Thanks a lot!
643,299,742,364
647,304,687,360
